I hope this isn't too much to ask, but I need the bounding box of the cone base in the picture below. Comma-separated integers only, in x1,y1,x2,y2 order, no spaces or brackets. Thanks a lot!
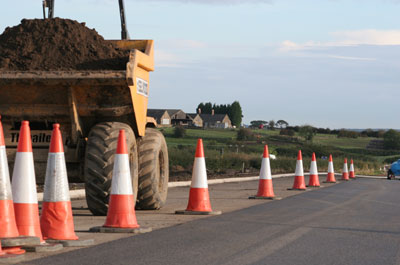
89,226,151,234
1,236,40,247
0,252,25,262
249,196,281,200
175,210,222,215
323,181,336,183
340,179,349,181
306,185,322,188
46,239,95,247
22,243,63,253
287,188,307,191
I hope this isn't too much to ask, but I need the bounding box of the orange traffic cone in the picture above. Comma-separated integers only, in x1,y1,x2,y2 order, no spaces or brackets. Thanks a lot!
104,130,139,228
349,159,356,179
288,150,306,190
249,145,279,200
341,158,349,181
0,116,20,239
40,124,78,240
324,154,336,183
90,130,150,234
176,139,221,215
0,116,27,255
11,121,43,242
307,153,320,187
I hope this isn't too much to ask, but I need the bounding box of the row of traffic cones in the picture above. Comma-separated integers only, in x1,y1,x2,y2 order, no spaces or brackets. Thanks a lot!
173,140,357,212
0,117,358,258
0,117,93,261
253,148,356,198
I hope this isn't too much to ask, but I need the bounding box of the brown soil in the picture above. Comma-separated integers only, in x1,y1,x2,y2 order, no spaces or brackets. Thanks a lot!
0,18,129,71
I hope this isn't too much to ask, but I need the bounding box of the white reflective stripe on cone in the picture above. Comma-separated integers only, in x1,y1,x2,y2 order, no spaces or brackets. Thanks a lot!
111,154,133,195
43,153,70,202
0,146,12,200
343,163,348,173
310,161,318,175
259,158,272,180
295,160,304,176
191,157,208,188
328,162,334,173
350,163,354,171
12,152,38,203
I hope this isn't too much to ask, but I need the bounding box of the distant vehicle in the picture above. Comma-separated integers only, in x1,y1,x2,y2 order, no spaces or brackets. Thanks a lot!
387,159,400,179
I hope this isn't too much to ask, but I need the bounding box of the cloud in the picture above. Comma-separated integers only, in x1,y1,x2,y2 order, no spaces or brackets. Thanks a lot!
332,30,400,45
280,29,400,52
278,29,400,61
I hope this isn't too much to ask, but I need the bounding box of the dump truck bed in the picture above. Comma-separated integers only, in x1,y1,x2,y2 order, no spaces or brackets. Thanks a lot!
0,40,154,183
0,40,154,136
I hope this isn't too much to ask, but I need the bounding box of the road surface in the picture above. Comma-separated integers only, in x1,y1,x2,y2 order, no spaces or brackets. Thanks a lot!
23,178,399,265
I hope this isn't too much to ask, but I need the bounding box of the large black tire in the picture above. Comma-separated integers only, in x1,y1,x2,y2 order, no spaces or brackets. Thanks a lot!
137,128,169,210
84,122,138,216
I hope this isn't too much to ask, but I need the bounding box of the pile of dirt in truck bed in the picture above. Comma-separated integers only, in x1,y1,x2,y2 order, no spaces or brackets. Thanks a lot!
0,18,129,71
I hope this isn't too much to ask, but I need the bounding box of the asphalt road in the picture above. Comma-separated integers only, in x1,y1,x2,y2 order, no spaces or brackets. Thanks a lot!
22,178,400,265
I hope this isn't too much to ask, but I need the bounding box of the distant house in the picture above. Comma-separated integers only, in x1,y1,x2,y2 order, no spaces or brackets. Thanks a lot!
147,109,171,127
186,113,203,127
200,113,232,129
166,109,189,126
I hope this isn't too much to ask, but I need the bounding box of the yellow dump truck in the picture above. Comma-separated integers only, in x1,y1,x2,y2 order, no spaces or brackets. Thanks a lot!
0,40,169,215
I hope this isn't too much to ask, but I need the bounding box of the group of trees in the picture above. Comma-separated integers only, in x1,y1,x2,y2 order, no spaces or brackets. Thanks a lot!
383,129,400,150
249,120,288,129
196,101,243,128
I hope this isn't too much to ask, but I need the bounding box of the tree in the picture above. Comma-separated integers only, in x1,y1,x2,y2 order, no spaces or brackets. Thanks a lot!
383,129,400,150
196,103,205,114
250,120,267,129
299,125,316,141
197,101,243,127
203,102,212,114
276,120,289,129
228,101,243,128
196,102,212,114
268,120,276,130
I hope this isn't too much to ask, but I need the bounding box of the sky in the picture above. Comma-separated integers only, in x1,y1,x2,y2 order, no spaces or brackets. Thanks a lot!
1,0,399,129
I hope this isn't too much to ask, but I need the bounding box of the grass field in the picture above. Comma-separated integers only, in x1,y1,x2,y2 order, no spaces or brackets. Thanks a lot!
161,127,396,177
313,134,371,149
